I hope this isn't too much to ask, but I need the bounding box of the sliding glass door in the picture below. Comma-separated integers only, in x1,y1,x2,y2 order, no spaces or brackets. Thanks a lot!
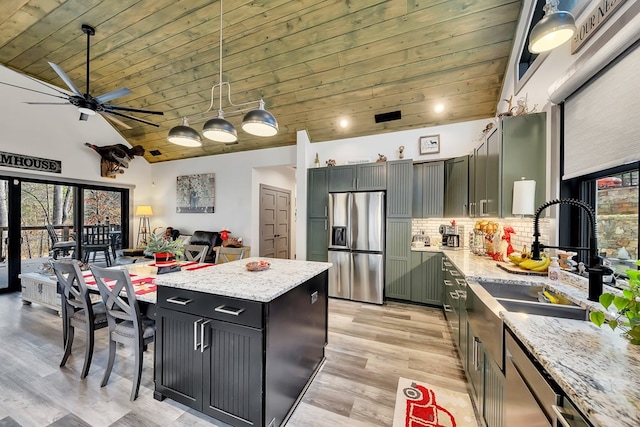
0,175,129,293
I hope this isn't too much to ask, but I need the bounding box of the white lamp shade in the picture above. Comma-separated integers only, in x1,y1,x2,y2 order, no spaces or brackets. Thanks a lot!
135,205,153,216
512,180,536,215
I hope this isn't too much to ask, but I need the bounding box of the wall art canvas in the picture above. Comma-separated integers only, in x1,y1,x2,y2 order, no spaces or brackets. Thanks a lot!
176,173,215,213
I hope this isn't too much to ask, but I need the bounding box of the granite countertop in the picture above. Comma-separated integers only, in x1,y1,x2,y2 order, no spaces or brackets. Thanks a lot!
440,249,640,427
153,257,332,302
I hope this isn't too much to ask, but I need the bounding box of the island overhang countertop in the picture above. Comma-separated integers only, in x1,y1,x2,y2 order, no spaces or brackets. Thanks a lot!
153,257,332,302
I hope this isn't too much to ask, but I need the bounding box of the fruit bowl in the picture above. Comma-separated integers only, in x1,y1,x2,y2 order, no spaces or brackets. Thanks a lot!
246,260,271,272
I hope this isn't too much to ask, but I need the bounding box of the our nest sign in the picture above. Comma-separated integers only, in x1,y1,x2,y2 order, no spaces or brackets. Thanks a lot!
0,151,61,173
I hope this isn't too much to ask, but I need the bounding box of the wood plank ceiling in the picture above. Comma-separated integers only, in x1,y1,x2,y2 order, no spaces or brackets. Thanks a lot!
0,0,522,163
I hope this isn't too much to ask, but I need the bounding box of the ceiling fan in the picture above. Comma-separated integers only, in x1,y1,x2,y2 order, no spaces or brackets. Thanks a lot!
2,24,163,129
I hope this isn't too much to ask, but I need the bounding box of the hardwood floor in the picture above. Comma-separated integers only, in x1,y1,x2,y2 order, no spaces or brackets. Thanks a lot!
0,294,471,426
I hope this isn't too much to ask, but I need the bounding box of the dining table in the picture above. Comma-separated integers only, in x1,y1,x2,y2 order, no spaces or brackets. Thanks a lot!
81,260,217,312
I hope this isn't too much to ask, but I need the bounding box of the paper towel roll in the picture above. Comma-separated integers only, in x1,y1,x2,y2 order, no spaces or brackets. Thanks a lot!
512,179,536,215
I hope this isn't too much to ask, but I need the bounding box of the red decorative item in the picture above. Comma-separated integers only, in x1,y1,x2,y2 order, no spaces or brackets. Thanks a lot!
220,229,230,240
450,220,456,226
502,226,516,256
404,383,457,427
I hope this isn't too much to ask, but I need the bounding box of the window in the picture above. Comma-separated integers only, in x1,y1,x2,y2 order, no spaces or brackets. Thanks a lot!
561,165,639,289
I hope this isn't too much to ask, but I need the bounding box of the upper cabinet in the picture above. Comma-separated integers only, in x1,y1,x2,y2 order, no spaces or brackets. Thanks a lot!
328,163,386,192
307,168,328,217
471,113,546,217
444,156,469,218
386,160,413,217
412,161,444,218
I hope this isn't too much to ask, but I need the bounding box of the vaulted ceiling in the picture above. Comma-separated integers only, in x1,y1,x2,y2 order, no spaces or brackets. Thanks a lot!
0,0,522,163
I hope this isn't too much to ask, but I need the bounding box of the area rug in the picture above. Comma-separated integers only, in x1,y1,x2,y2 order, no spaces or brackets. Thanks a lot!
393,377,478,427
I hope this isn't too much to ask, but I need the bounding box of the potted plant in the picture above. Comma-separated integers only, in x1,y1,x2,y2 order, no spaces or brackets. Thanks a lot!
144,232,184,263
590,262,640,345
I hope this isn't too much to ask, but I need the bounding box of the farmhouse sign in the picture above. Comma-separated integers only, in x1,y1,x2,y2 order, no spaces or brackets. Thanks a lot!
0,151,61,173
571,0,627,54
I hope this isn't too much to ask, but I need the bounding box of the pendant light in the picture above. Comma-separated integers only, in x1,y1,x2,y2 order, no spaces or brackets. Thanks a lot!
167,117,202,147
529,0,576,54
166,0,278,146
202,0,278,143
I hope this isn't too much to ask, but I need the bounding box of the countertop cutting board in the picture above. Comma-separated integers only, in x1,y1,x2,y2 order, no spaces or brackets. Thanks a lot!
496,262,547,276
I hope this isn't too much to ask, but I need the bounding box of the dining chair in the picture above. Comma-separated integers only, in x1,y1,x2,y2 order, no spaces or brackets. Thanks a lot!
183,244,208,263
89,265,155,401
82,224,112,266
46,224,76,259
214,246,247,264
51,259,108,379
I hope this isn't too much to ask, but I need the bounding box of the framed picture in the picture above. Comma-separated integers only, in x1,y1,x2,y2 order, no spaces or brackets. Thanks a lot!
419,135,440,155
176,173,215,213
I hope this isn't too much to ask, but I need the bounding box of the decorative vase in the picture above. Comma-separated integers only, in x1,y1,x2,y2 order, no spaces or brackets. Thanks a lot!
154,252,175,264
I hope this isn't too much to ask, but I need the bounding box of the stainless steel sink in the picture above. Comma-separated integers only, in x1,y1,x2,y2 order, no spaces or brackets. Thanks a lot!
496,299,588,320
476,280,587,320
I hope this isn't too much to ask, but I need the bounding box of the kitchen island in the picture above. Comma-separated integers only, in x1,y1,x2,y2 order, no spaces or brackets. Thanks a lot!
152,258,331,427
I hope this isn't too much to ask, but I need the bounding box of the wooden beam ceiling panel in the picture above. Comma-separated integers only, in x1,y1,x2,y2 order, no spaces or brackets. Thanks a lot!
0,0,523,162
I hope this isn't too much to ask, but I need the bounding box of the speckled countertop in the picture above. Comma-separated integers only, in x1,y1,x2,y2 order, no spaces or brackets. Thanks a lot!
437,248,640,427
154,258,332,302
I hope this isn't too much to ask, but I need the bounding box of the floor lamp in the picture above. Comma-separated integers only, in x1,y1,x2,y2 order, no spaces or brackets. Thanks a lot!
135,205,153,247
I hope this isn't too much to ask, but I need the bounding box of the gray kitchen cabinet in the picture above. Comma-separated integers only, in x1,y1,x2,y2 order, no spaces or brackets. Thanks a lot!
385,217,412,300
471,113,546,217
444,156,469,217
307,168,328,218
307,168,328,262
467,322,485,418
307,218,328,262
386,160,413,217
483,353,505,427
469,151,476,217
412,161,444,218
328,163,386,192
410,251,443,305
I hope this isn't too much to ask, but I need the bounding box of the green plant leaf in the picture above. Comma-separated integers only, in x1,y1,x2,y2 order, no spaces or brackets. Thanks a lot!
607,319,618,331
627,327,640,341
613,296,630,311
599,293,615,309
623,289,633,300
590,311,605,327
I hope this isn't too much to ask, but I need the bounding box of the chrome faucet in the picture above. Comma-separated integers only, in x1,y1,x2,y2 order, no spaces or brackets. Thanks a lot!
531,198,604,302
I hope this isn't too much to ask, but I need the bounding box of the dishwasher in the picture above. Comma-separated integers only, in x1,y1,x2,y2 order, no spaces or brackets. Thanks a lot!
505,329,590,426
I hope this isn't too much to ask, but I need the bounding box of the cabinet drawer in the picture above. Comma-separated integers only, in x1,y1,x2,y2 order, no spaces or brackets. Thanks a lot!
158,286,263,329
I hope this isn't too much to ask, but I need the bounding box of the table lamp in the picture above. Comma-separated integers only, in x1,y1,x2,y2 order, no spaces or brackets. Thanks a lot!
135,205,153,247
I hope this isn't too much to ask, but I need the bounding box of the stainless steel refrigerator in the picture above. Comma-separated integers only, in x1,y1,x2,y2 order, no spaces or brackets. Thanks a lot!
327,191,385,304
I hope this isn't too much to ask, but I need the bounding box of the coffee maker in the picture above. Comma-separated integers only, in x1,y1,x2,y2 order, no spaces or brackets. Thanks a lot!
439,224,463,249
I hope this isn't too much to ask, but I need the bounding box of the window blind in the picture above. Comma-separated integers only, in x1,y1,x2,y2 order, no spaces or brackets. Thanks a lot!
563,42,640,179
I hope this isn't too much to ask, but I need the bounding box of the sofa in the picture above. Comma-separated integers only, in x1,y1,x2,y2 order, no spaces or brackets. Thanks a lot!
188,230,224,263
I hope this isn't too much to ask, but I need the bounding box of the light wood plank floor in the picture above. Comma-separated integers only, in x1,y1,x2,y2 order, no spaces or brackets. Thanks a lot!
0,294,471,426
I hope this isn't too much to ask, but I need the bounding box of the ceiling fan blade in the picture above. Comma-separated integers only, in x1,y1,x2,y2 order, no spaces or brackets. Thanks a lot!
95,87,131,104
25,102,70,105
0,81,69,100
48,61,83,97
104,109,159,127
79,113,89,121
106,104,164,115
100,112,133,129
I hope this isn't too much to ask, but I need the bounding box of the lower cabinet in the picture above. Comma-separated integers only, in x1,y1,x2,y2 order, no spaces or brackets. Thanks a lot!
467,321,505,427
156,308,263,424
410,251,443,305
307,217,328,262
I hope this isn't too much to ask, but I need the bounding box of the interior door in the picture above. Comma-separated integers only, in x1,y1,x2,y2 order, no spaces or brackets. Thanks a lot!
259,184,291,259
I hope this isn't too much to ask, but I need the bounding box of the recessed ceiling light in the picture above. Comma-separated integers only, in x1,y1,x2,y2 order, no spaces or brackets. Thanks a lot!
339,119,349,128
434,104,445,113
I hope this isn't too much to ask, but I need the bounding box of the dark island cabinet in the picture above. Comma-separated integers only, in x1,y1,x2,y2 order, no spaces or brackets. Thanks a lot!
155,271,328,427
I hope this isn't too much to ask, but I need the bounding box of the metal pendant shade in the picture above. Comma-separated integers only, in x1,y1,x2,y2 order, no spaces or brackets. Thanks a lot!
168,117,202,147
529,0,576,54
242,108,278,137
167,0,277,146
202,115,238,143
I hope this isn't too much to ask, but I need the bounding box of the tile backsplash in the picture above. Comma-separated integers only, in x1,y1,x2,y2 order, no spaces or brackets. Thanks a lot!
411,217,553,251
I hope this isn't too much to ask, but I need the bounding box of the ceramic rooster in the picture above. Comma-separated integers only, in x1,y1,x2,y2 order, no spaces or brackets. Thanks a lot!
501,226,516,259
